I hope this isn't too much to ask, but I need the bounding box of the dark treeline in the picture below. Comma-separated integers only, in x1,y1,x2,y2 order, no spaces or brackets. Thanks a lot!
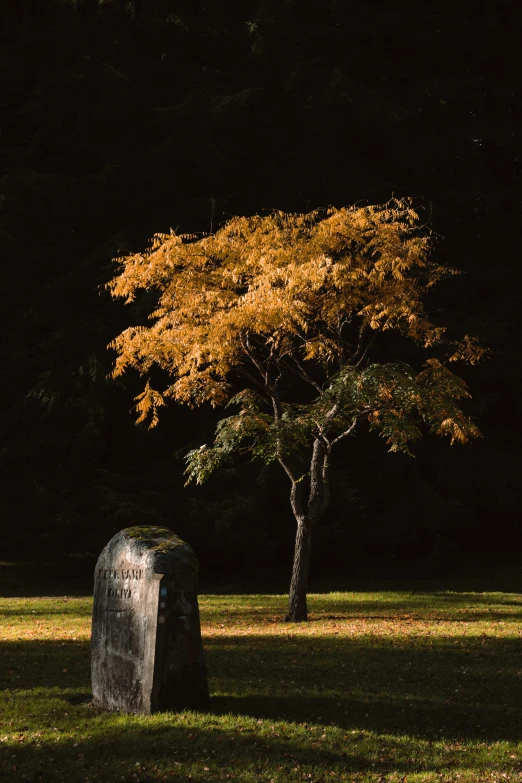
1,0,521,582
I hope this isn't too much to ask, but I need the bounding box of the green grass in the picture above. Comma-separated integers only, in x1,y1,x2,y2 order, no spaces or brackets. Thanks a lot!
2,588,522,782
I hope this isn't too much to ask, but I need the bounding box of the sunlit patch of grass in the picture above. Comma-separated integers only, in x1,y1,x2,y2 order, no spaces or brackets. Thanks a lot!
1,589,522,781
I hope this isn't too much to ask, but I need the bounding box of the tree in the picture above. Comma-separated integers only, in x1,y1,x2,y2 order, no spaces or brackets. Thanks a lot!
107,199,485,621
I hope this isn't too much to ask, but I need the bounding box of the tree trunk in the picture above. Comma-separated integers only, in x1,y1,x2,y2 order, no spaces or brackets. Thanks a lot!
286,521,313,622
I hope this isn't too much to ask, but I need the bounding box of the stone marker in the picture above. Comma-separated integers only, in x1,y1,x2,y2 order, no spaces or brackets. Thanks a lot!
91,526,209,714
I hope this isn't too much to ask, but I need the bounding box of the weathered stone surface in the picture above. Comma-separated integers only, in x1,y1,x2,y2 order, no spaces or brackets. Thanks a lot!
91,526,209,714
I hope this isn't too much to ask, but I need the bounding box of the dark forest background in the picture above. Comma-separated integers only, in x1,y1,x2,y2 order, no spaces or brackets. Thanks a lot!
1,0,521,585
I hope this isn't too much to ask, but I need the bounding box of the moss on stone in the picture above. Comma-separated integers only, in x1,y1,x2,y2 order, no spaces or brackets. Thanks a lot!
124,527,195,557
125,526,174,541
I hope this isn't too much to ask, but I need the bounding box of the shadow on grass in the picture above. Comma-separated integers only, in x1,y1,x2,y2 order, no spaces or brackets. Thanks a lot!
3,631,522,781
0,640,91,691
0,719,454,783
3,702,520,783
206,633,522,742
0,604,93,617
3,633,522,743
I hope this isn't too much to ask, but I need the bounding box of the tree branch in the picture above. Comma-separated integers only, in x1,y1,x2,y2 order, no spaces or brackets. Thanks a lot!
321,450,331,512
313,399,342,449
241,333,268,384
355,332,378,367
236,366,266,390
330,417,360,448
281,355,323,393
286,468,308,522
306,438,331,524
345,322,377,366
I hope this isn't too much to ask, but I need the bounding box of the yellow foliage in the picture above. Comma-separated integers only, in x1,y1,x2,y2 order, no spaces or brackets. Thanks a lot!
133,380,166,428
107,198,484,425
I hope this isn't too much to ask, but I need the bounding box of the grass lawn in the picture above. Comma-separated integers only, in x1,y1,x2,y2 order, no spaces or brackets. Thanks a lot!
1,577,522,781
